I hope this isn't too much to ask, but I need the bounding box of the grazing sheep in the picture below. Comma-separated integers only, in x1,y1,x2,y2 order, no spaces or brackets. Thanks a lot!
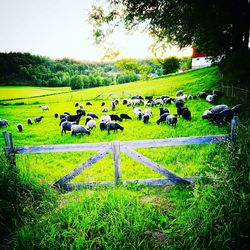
100,122,106,131
39,105,49,111
132,99,143,106
133,107,142,114
212,90,223,98
126,99,133,106
60,114,68,120
17,123,23,132
159,108,169,116
154,99,163,106
76,109,86,116
105,122,124,134
156,113,169,125
199,92,207,99
54,113,59,118
86,119,96,130
144,100,154,106
131,95,143,100
163,97,172,104
161,95,170,100
0,119,9,128
34,116,44,123
143,114,150,123
145,95,153,100
209,105,228,114
202,110,213,120
175,100,185,108
66,114,83,123
182,108,192,121
212,109,234,125
176,90,184,96
166,115,178,126
61,121,77,135
71,125,90,136
101,101,105,106
143,108,153,117
177,107,188,117
193,95,197,100
231,104,242,115
102,107,109,112
188,95,193,100
100,115,111,124
111,100,116,111
120,114,132,120
64,112,70,115
134,111,143,120
206,94,214,103
175,95,187,102
86,102,92,106
114,99,119,105
87,112,98,119
27,118,33,125
75,102,79,107
109,114,122,122
85,116,93,125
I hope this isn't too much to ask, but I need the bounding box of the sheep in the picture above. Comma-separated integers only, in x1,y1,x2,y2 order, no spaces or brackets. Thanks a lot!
166,115,178,127
202,110,213,120
132,99,143,106
131,95,143,100
120,114,132,120
66,114,83,123
212,90,223,98
143,108,153,117
198,92,207,99
59,118,67,126
154,99,163,106
161,95,170,100
105,122,124,134
133,107,142,114
85,116,93,125
177,107,189,117
209,105,228,114
87,112,99,119
182,108,192,121
114,99,119,105
156,113,169,125
175,100,185,108
175,95,187,102
160,108,169,116
145,95,153,100
71,125,90,136
111,100,116,111
163,97,172,104
212,109,234,125
100,122,106,131
100,115,111,124
176,90,184,96
0,119,9,128
86,119,96,130
101,101,105,106
86,102,92,106
231,104,242,115
193,95,197,100
39,105,49,111
17,123,23,132
206,94,214,103
143,114,150,123
188,95,193,100
109,114,123,122
135,111,143,120
60,114,68,120
75,102,79,107
76,109,86,116
34,116,44,123
144,100,154,106
27,118,33,125
54,113,59,118
61,121,77,135
79,105,84,109
102,107,109,112
126,99,133,106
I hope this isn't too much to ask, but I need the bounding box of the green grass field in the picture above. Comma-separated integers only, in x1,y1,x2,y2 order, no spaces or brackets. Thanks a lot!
2,66,241,249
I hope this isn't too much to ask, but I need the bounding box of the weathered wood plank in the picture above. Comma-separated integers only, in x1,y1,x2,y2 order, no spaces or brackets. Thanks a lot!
121,147,189,184
64,177,196,190
9,132,14,149
230,116,238,143
112,141,121,183
54,147,111,189
2,131,10,146
15,142,110,154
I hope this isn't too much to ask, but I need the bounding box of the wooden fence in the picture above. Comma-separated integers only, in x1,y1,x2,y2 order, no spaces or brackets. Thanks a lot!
221,84,249,102
2,116,238,191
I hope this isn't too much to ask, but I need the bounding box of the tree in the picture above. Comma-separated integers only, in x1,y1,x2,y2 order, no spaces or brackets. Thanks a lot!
89,0,250,86
161,57,180,75
70,75,82,90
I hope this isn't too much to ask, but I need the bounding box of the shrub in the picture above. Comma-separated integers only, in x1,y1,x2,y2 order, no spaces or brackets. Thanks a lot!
70,75,83,90
162,57,180,75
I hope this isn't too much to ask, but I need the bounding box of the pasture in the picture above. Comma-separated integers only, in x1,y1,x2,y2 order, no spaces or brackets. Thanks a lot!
0,67,229,185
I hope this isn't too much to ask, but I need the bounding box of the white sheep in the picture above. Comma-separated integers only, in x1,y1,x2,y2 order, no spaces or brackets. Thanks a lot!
39,105,49,111
143,108,153,117
102,107,109,112
71,125,90,136
86,119,96,130
100,115,111,124
154,99,163,105
133,107,142,114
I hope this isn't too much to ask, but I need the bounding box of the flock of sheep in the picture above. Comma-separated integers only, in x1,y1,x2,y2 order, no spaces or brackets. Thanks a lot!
0,89,241,136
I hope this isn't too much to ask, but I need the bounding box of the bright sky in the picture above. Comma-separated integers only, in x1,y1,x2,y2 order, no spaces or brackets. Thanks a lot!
0,0,192,62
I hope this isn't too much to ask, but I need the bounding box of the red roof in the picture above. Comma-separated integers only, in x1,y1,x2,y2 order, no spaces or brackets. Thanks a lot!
192,47,208,58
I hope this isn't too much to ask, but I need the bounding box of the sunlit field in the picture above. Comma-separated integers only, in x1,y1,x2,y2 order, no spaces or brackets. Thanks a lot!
0,67,230,185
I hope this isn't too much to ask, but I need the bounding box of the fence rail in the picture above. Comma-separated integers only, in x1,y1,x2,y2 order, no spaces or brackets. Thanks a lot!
221,84,249,102
2,116,238,191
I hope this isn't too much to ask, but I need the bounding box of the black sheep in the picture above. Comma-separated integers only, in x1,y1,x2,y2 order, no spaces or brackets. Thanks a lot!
66,114,83,123
87,112,99,119
61,121,76,135
143,114,150,123
85,116,93,125
109,114,122,122
27,118,33,125
75,102,79,107
54,113,59,118
100,122,106,131
123,99,128,105
182,109,192,120
17,123,23,132
105,122,124,134
34,116,44,123
101,101,105,106
120,114,132,120
86,101,92,106
145,95,153,100
166,115,178,127
159,108,169,116
175,100,184,108
156,113,169,125
177,107,189,117
231,104,242,115
212,109,234,124
198,92,207,99
76,109,86,116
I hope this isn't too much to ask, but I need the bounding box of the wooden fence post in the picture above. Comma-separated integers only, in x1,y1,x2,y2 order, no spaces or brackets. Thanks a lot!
230,116,238,143
2,132,16,167
112,141,121,183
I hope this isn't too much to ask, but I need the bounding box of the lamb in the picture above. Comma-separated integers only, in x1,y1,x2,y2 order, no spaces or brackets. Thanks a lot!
160,108,169,116
61,121,77,135
105,122,124,134
120,114,132,120
86,101,92,106
101,101,105,106
17,123,23,132
166,115,178,127
54,113,59,118
76,109,86,116
85,116,93,125
100,115,111,124
87,113,99,119
143,114,150,123
176,90,184,96
86,119,96,130
102,107,109,112
34,116,44,123
39,105,49,111
71,125,90,136
27,118,33,125
109,114,122,122
156,113,169,125
0,119,9,127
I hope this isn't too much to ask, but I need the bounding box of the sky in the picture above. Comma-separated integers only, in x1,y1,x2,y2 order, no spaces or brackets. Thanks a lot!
0,0,192,62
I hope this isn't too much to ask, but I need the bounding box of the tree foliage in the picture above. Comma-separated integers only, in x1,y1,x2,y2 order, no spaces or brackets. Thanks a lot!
161,57,180,75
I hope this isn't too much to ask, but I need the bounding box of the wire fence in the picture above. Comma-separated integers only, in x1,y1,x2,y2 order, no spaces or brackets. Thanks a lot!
221,84,249,102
